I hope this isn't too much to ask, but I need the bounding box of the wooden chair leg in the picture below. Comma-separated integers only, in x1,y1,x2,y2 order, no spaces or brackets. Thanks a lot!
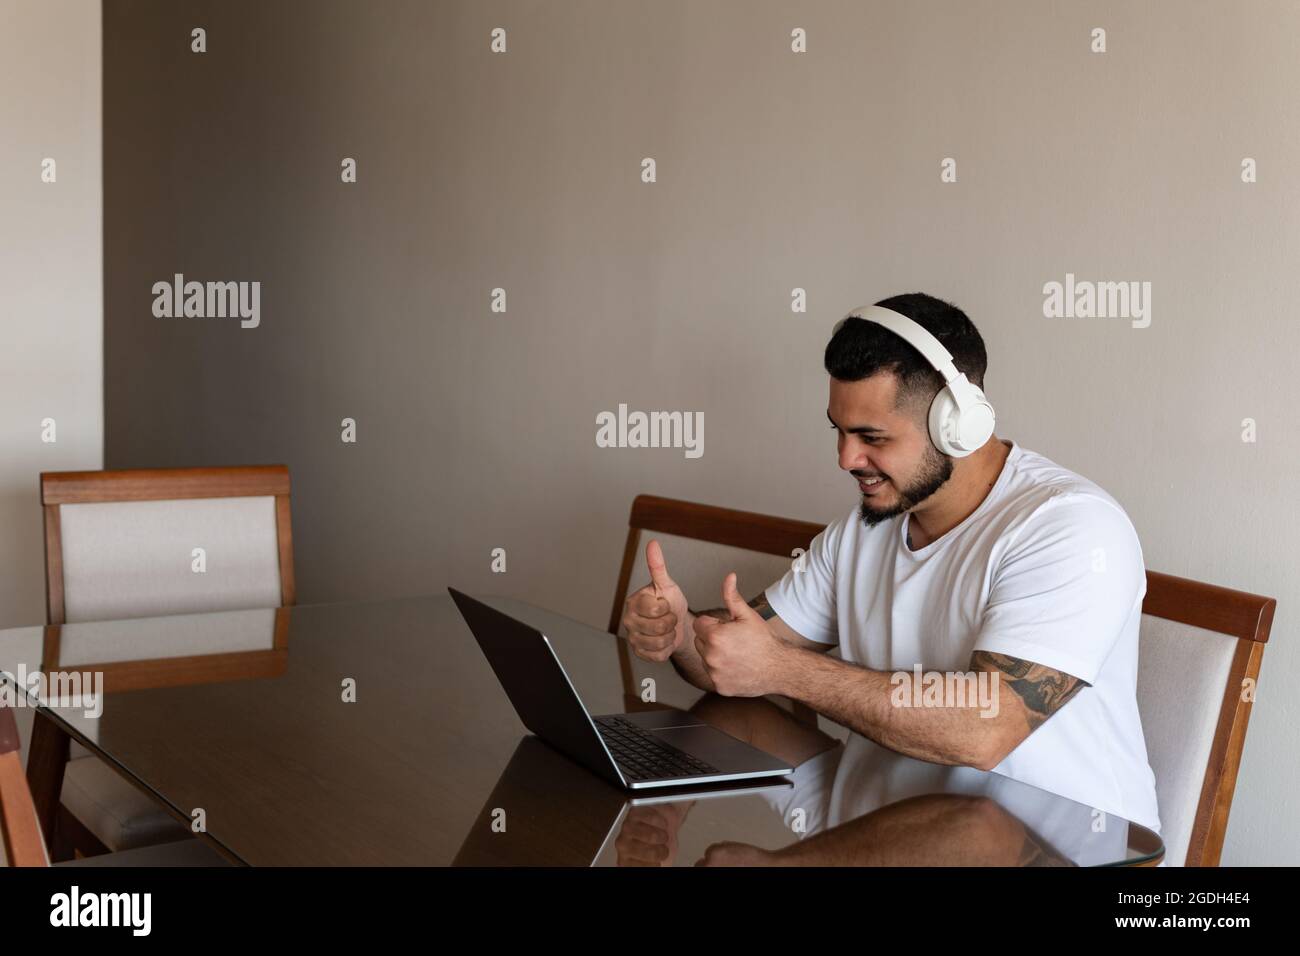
25,710,69,856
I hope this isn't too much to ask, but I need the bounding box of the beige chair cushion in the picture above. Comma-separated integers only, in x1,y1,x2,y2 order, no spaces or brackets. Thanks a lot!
59,496,282,623
59,755,190,851
1136,613,1239,866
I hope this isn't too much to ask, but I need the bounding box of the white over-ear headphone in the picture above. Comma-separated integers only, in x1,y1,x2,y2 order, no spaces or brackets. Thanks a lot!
843,304,996,459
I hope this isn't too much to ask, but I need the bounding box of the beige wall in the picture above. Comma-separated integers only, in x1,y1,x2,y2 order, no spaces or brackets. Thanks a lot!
101,1,1298,864
0,0,103,628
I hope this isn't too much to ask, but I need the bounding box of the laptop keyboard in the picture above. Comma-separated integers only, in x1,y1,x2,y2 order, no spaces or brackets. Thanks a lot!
595,715,720,782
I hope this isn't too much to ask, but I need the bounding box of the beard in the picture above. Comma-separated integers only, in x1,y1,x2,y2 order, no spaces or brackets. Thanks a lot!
857,443,954,527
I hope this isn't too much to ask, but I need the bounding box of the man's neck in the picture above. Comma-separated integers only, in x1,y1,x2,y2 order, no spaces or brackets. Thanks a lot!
907,437,1011,549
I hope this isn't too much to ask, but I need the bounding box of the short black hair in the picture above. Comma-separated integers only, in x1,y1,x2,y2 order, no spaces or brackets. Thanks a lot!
823,292,988,422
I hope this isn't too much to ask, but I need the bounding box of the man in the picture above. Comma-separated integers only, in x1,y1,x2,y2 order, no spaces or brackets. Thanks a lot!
621,292,1160,833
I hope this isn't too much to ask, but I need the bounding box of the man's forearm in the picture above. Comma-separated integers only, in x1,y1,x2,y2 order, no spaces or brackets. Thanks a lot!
771,648,1004,769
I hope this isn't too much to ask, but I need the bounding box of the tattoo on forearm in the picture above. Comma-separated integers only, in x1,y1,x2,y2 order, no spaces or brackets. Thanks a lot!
748,595,778,621
970,651,1088,731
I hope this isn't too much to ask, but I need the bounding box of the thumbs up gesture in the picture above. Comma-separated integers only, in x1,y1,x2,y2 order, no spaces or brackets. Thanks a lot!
621,539,690,662
692,572,790,697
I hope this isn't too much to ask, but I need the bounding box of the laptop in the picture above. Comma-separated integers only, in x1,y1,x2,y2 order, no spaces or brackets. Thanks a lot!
449,588,793,789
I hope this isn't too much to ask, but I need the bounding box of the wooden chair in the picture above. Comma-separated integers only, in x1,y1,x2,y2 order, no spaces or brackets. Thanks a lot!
42,465,294,625
607,494,825,723
30,464,294,859
609,494,1276,866
2,703,229,867
1136,571,1274,866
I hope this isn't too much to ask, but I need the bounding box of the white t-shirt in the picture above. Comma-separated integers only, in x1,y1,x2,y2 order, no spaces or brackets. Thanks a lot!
765,438,1161,833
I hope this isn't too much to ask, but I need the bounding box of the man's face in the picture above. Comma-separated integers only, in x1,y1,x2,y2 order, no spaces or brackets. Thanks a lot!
827,374,954,527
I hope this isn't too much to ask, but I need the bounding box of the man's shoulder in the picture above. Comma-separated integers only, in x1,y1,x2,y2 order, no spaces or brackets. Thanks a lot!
1001,444,1141,547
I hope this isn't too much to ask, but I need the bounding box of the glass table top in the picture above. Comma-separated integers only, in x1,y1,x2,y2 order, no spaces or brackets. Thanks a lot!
0,594,1163,866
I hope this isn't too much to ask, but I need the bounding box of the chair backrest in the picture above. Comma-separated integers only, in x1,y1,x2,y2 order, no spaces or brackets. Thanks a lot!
1136,571,1274,866
608,495,824,714
41,465,295,625
0,705,49,867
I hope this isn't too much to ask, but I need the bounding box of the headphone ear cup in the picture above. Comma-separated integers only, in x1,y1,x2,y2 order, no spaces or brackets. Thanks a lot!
928,384,995,458
927,388,966,457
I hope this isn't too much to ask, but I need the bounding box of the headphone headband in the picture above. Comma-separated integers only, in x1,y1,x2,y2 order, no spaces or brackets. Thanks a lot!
841,303,995,457
844,305,963,388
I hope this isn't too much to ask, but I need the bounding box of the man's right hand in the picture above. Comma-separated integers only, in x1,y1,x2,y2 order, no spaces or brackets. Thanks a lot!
621,539,690,662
